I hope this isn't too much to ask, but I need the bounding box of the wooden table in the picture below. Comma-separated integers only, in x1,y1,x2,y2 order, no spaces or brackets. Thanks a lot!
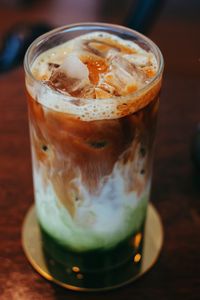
0,1,199,299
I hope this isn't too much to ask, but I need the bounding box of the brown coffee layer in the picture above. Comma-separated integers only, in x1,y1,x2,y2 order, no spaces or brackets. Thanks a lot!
28,89,159,217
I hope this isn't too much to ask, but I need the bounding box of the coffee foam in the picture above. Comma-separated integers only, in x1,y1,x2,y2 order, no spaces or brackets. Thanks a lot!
27,32,161,121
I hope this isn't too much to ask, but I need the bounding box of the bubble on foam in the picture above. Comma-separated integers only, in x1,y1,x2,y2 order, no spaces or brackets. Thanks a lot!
28,31,161,121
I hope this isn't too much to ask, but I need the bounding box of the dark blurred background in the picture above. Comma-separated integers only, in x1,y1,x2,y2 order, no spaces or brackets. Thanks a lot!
0,0,199,75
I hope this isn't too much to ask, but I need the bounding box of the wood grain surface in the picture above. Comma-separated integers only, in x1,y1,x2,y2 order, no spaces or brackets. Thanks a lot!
0,0,200,299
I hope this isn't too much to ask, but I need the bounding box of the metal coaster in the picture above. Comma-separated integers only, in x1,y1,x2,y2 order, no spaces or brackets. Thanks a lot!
22,203,163,292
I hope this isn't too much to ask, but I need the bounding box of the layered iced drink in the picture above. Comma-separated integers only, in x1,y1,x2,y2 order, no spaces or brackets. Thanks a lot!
25,24,163,277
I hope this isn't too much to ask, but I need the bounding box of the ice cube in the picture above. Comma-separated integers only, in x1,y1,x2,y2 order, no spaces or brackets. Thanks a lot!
110,55,138,80
95,87,112,99
100,57,135,96
78,84,95,99
48,70,75,94
102,54,145,95
48,53,94,97
82,39,108,57
123,53,156,78
124,53,149,67
50,72,95,97
82,39,121,58
60,53,89,81
97,79,115,95
106,48,121,60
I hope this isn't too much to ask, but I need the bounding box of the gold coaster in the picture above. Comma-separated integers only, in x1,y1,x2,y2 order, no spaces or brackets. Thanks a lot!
22,203,163,292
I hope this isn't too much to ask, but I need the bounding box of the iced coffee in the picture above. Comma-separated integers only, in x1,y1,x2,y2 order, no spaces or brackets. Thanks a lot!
24,24,163,287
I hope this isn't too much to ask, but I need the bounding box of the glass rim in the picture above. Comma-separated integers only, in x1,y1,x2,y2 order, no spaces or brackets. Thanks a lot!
24,22,164,102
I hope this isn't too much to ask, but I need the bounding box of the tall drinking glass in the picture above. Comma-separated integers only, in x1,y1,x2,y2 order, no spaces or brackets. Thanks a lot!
24,23,163,290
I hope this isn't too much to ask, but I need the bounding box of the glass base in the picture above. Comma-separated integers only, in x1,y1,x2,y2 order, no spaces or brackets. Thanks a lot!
22,203,163,292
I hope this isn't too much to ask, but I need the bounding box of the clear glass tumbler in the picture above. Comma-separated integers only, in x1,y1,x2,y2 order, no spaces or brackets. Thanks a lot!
24,23,163,290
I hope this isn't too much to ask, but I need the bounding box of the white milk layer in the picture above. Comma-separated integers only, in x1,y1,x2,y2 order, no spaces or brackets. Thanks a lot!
32,151,150,252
